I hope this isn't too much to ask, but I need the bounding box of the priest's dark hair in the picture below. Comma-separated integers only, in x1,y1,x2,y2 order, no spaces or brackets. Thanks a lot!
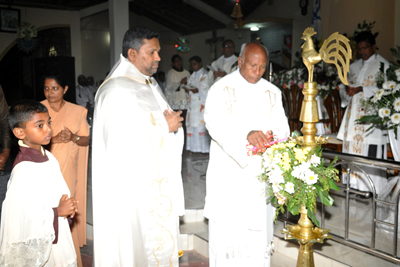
355,31,376,46
171,54,182,63
189,56,202,63
122,26,160,58
222,39,234,47
9,99,48,129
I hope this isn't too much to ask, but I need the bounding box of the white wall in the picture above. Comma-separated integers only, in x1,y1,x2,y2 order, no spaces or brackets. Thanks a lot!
0,6,82,79
248,0,313,66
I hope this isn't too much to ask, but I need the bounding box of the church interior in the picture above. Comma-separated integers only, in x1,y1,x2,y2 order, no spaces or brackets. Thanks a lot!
1,0,400,266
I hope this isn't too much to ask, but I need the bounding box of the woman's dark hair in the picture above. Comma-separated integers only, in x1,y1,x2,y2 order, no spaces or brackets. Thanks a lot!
122,26,159,58
42,73,68,88
9,99,48,129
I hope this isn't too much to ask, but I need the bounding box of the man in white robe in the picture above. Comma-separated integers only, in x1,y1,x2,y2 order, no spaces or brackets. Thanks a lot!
184,56,210,153
204,43,290,267
207,39,238,87
337,31,389,195
92,26,185,267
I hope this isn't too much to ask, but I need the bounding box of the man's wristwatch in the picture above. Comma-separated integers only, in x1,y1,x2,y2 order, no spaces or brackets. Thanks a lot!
75,135,80,143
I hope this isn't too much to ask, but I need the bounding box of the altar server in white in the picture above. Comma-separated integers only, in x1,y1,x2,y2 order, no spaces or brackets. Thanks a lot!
92,27,185,266
0,100,77,267
337,31,389,195
185,56,211,153
207,39,238,87
204,43,290,267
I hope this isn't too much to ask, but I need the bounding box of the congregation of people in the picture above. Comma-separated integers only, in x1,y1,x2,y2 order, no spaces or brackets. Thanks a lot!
0,24,392,267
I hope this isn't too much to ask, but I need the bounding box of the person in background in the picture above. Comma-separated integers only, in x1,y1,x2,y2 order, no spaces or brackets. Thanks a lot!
337,31,389,196
42,73,90,267
207,39,238,87
185,56,210,154
76,75,94,109
86,76,98,96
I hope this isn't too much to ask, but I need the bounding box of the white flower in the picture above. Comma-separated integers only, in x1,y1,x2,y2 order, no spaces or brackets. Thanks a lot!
303,170,319,185
375,89,385,100
309,154,321,167
394,84,400,93
284,182,295,194
291,162,311,180
378,108,391,118
272,182,283,193
383,81,397,90
391,113,400,124
317,84,322,90
395,69,400,77
394,98,400,112
269,168,285,184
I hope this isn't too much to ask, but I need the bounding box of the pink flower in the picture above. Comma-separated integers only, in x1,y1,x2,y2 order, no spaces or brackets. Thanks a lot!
275,193,287,205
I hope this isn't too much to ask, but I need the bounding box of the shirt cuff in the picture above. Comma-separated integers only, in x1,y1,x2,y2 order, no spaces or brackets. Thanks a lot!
52,208,59,244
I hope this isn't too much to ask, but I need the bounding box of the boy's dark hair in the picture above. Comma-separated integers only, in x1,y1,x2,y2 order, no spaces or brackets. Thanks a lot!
222,39,234,48
9,99,48,130
189,56,202,63
171,54,182,63
122,26,159,58
42,73,68,88
355,31,376,46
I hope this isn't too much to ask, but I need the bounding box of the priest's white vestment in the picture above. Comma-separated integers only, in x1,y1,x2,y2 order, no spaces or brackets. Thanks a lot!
207,55,238,87
337,54,389,194
204,69,290,267
165,68,191,110
92,54,185,267
0,147,77,267
186,68,211,153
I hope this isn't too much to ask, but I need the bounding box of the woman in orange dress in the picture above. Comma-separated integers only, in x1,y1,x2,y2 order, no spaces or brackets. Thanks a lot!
42,74,90,267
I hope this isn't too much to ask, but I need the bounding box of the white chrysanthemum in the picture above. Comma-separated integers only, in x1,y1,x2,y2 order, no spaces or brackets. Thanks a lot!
395,69,400,77
391,113,400,124
309,154,321,167
371,95,379,103
268,168,284,184
272,182,283,193
291,162,311,180
317,84,322,90
375,89,385,99
394,98,400,112
304,170,319,185
383,81,397,90
379,108,391,118
393,84,400,93
284,182,295,194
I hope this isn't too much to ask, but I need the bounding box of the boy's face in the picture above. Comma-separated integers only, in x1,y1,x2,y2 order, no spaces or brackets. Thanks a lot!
190,60,202,72
14,112,52,151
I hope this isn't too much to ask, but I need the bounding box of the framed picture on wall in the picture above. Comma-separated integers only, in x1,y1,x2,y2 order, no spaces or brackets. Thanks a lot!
0,8,20,33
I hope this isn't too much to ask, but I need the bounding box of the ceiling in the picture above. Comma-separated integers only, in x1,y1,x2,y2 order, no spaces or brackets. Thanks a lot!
0,0,267,34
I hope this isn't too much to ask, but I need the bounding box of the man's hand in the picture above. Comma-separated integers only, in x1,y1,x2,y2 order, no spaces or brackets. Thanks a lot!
214,70,227,78
346,86,363,96
164,110,183,133
180,77,187,85
247,131,270,151
0,148,10,171
57,195,77,219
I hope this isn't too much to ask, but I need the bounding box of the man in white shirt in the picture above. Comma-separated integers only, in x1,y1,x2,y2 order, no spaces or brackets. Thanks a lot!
76,75,94,109
207,39,238,87
204,43,289,267
337,31,389,196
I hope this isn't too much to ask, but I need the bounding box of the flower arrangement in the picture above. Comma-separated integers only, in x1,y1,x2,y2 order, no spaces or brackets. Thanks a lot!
271,62,339,99
356,62,400,139
257,138,339,227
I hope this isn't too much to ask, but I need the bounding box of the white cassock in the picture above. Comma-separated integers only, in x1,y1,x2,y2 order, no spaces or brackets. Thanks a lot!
337,54,389,194
186,68,211,153
204,69,290,267
165,68,191,110
207,55,238,87
0,146,76,267
92,54,185,267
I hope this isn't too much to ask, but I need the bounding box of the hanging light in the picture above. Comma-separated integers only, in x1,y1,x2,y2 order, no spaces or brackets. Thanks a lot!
250,26,259,31
231,0,244,28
